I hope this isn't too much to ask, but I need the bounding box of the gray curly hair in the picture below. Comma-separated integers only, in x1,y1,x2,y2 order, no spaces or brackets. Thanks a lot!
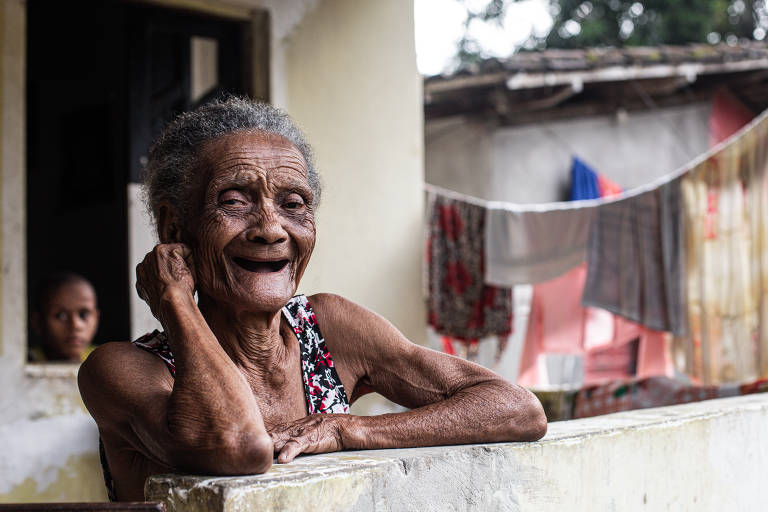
142,96,320,229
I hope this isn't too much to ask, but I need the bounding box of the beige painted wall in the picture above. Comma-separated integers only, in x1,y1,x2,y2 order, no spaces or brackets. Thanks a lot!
283,0,426,346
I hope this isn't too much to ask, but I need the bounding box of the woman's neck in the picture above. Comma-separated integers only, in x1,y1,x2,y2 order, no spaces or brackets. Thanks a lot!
197,294,291,385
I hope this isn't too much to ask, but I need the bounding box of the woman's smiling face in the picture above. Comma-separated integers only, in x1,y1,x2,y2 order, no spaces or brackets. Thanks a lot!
184,130,316,313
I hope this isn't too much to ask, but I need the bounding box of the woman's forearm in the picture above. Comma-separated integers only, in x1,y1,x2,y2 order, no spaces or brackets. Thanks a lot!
158,287,272,474
342,381,546,450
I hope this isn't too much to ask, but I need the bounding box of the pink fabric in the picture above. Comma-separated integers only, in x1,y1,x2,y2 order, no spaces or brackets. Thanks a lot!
709,88,754,147
518,264,614,386
583,341,637,382
597,174,623,198
636,329,673,378
584,319,673,383
518,268,674,387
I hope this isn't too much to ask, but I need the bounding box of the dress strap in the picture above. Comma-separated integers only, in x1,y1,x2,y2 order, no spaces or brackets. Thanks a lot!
132,330,176,376
282,295,350,414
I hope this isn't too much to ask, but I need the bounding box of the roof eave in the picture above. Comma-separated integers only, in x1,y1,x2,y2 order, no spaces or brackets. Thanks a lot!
424,58,768,95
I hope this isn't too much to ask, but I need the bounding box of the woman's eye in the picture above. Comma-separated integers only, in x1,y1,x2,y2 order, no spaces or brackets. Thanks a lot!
283,195,305,210
54,311,67,322
79,310,91,321
219,190,248,206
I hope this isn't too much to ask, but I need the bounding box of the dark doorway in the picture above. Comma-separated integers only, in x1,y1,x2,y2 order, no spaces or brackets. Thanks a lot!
26,0,251,357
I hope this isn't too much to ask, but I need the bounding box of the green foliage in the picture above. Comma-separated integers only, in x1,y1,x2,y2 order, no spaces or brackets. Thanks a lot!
456,0,510,66
541,0,759,49
455,0,768,63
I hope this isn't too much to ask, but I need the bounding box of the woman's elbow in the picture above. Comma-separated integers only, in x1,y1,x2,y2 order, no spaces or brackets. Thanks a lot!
249,433,275,473
231,432,273,474
503,389,547,442
518,392,548,441
172,431,274,475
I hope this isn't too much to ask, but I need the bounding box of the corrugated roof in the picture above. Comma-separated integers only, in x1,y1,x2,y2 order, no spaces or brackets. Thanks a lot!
426,43,768,90
423,43,768,124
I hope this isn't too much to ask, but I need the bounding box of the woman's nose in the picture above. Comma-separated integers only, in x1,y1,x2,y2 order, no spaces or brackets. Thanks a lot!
246,206,288,244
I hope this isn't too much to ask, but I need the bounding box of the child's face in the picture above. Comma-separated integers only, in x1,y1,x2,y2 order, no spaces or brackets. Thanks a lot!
42,281,99,361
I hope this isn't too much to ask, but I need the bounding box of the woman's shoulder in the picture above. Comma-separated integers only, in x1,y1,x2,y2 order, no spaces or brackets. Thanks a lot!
304,293,400,347
80,340,173,389
83,340,144,362
79,340,175,442
305,293,373,324
305,292,367,311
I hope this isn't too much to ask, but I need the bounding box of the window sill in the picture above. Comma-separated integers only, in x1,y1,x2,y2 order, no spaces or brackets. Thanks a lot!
24,362,80,379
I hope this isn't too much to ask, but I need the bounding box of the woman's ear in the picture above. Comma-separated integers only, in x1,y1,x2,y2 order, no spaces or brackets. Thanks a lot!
157,203,183,244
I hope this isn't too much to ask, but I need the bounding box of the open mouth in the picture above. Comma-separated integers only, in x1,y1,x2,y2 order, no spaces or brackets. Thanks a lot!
232,257,290,274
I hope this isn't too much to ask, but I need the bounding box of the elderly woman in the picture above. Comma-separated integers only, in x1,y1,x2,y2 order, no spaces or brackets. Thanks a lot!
78,98,546,501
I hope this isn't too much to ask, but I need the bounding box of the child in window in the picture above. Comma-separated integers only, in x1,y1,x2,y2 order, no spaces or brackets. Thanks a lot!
29,273,100,363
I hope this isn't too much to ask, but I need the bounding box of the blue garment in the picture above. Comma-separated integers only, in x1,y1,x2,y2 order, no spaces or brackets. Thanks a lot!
570,157,601,201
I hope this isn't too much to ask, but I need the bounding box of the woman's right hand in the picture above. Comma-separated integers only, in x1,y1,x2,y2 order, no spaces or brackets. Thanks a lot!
136,243,196,321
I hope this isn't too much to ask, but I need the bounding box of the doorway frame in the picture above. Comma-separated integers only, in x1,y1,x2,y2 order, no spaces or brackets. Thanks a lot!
0,0,269,414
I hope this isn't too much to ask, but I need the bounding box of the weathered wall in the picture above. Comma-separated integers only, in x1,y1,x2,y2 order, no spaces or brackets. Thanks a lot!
147,393,768,511
281,0,426,346
0,415,106,502
0,0,108,502
426,102,711,202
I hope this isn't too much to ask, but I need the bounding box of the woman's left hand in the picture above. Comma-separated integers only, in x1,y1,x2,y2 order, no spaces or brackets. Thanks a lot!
269,414,353,463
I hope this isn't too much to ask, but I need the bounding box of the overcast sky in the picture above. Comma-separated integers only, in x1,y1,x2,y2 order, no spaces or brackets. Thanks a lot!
414,0,554,76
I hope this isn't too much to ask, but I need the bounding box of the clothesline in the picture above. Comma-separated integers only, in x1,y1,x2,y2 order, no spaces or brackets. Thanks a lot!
424,105,768,212
425,104,768,386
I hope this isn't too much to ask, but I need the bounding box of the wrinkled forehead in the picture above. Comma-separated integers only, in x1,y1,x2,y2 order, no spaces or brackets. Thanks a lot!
198,130,308,183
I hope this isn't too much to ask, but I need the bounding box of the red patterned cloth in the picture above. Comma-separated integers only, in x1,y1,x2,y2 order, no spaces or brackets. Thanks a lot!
571,376,768,419
426,190,513,342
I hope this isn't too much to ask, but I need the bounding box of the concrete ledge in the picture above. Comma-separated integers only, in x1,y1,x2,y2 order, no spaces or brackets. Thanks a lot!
146,394,768,511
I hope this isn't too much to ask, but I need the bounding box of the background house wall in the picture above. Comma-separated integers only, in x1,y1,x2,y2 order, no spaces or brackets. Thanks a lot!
0,0,424,502
426,102,711,202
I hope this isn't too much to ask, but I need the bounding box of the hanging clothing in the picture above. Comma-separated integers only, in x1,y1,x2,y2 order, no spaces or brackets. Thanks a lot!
680,113,768,384
485,202,599,286
709,88,755,147
597,174,623,198
517,158,675,388
517,264,595,387
517,264,675,387
426,189,513,341
581,176,687,336
483,159,688,289
483,161,620,287
570,157,601,201
584,319,673,383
